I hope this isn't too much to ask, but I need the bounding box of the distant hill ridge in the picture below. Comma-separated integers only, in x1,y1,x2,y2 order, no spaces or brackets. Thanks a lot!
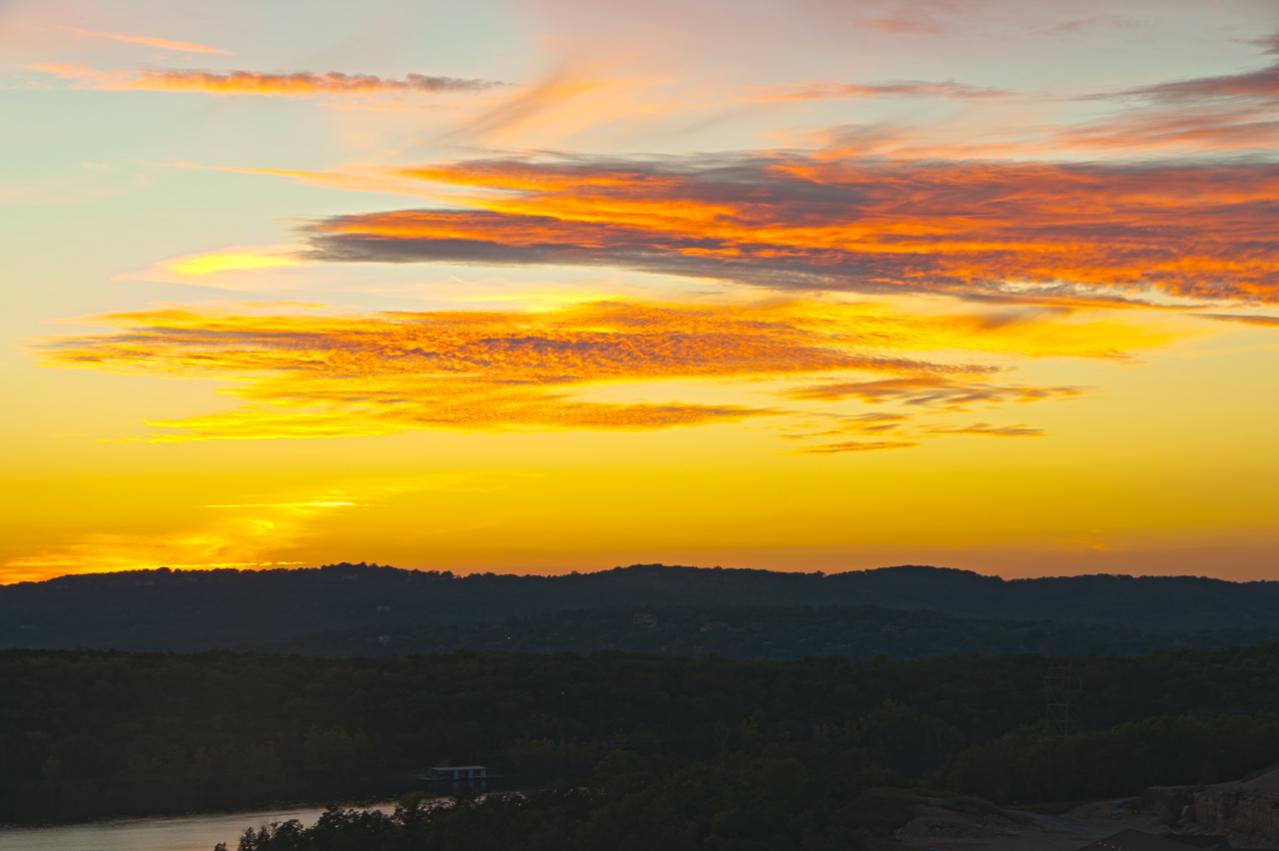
4,562,1279,653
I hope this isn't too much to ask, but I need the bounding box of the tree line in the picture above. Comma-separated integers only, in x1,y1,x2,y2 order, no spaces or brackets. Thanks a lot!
10,563,1279,654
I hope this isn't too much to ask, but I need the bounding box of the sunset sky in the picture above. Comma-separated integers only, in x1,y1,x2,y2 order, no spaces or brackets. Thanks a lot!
2,0,1277,583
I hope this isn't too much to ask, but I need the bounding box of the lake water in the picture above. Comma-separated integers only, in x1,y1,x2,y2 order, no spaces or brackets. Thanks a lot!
0,802,397,851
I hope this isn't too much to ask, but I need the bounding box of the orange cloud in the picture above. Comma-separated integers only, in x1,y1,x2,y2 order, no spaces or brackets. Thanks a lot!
36,300,1127,444
295,154,1279,304
37,302,832,440
29,65,503,96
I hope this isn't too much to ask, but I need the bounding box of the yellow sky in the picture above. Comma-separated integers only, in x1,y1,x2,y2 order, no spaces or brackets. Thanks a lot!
1,0,1277,582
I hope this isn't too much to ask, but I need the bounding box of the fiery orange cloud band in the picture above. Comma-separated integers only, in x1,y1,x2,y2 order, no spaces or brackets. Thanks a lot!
297,154,1279,304
36,300,1127,447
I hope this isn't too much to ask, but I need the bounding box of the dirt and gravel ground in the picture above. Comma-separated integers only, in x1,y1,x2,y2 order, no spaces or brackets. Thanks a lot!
896,798,1168,850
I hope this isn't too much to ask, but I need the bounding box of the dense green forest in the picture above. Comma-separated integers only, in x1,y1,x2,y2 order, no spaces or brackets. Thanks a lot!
9,563,1279,654
6,645,1279,828
290,604,1279,660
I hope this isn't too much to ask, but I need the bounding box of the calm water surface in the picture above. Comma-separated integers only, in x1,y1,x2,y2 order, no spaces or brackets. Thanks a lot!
0,802,397,851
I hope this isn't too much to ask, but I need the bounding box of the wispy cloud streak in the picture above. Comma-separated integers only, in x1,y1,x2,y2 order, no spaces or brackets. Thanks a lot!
30,65,504,96
57,26,229,55
1114,63,1279,103
752,79,1009,102
787,377,1081,407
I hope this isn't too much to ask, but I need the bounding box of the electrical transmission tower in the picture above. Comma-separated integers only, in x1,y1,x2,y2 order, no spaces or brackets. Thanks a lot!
1044,660,1081,738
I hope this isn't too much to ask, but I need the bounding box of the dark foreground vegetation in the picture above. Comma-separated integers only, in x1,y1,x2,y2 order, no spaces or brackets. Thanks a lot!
292,604,1279,660
10,563,1279,654
6,645,1279,831
225,763,930,851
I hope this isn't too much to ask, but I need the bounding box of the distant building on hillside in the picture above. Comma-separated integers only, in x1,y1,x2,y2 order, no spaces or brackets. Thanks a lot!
1076,829,1250,851
423,764,488,793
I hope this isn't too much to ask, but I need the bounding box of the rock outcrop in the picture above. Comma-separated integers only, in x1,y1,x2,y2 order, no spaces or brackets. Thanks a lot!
1138,768,1279,848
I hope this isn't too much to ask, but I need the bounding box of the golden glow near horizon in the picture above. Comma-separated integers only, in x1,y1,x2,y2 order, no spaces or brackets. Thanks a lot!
1,0,1277,582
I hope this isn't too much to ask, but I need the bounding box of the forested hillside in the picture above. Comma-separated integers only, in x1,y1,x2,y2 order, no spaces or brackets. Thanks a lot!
288,604,1279,660
7,562,1279,653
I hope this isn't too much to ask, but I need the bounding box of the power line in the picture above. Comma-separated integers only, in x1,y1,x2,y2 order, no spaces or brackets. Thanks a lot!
1045,660,1081,738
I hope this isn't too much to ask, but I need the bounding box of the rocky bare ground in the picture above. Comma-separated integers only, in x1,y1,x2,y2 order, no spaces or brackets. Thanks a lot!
896,780,1279,851
896,797,1164,851
1138,767,1279,848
